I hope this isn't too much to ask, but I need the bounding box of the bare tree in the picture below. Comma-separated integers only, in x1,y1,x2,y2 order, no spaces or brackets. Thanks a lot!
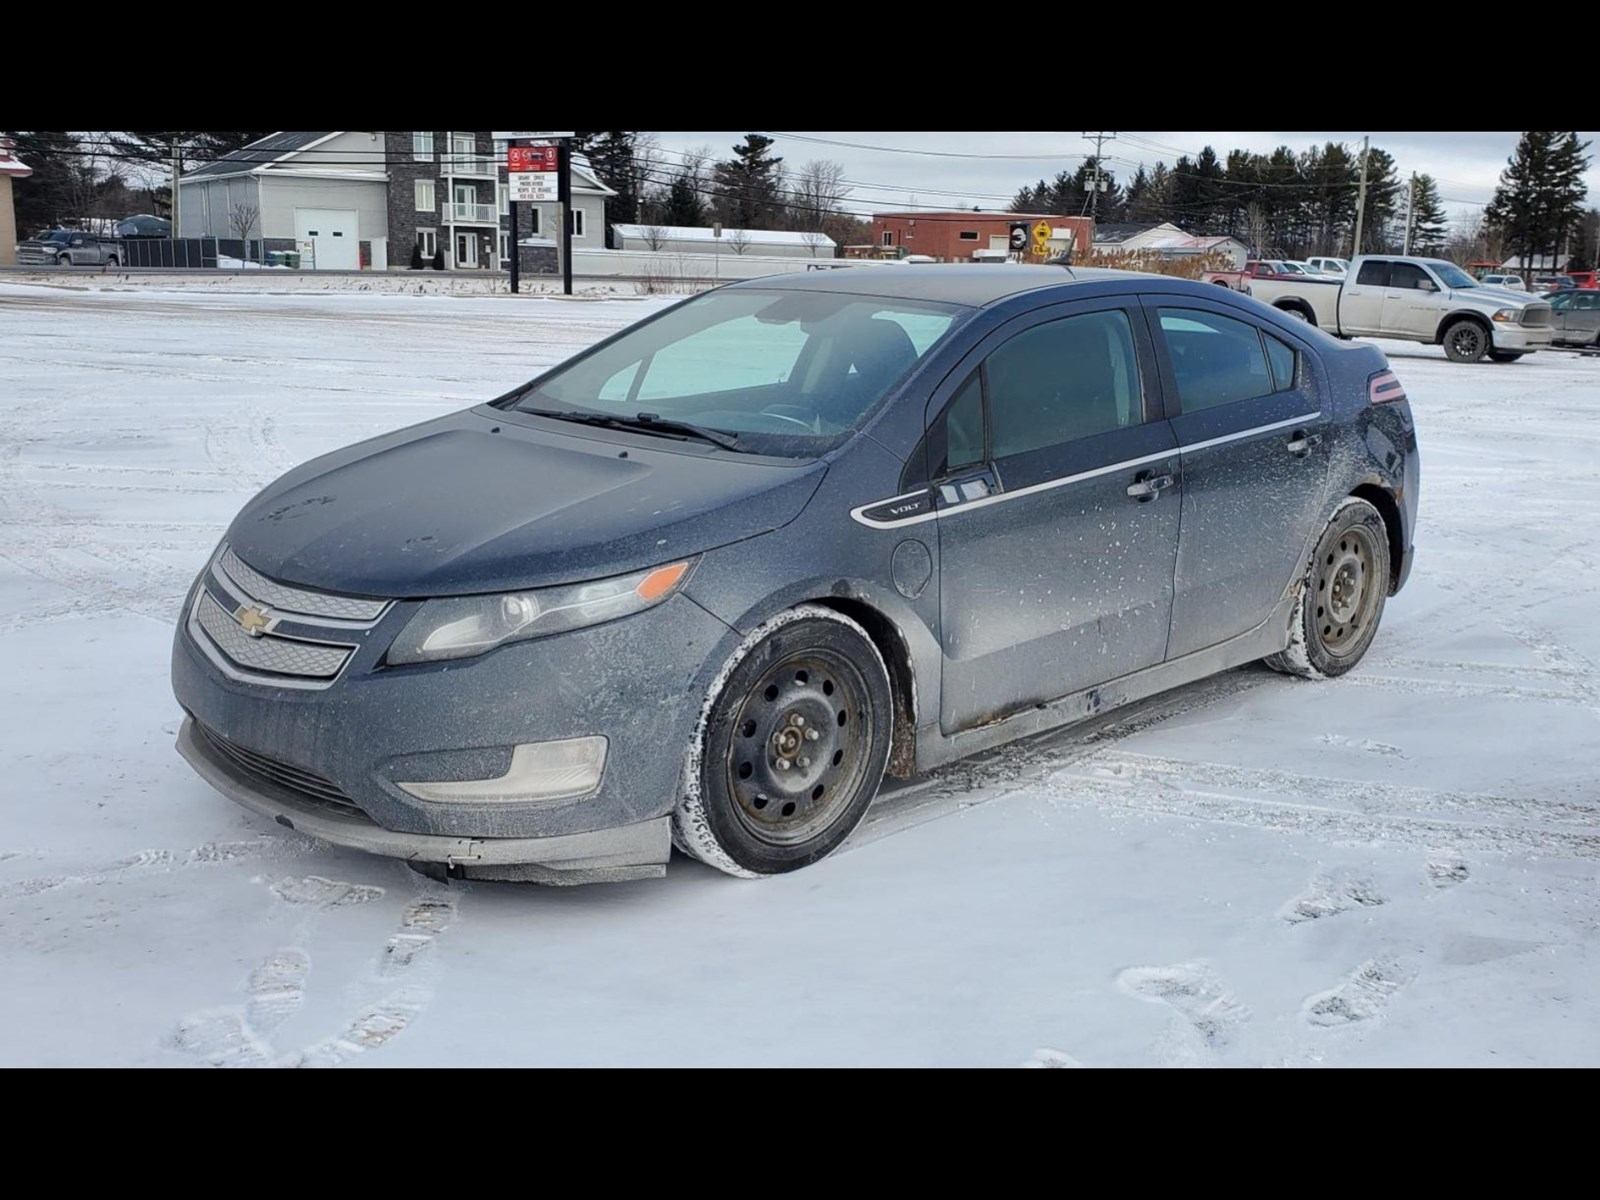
229,202,260,261
640,224,669,252
725,227,752,256
801,231,829,258
791,159,850,232
1246,201,1269,259
64,134,130,233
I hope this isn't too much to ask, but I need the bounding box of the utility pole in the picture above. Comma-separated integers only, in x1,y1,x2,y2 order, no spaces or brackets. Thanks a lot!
1081,131,1116,220
1402,170,1416,256
171,136,182,238
1351,136,1371,258
558,136,573,297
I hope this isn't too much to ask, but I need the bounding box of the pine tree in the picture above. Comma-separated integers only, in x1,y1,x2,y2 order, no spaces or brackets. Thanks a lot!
2,131,81,232
1487,131,1593,277
663,171,703,226
1354,146,1402,253
572,132,646,227
1407,174,1449,255
105,131,271,171
711,134,784,227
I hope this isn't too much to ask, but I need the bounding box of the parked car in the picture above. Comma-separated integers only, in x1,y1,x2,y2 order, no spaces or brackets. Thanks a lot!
1306,256,1350,277
14,229,122,267
115,214,171,238
1201,259,1329,291
1546,289,1600,346
172,266,1419,884
1479,273,1527,291
1247,255,1554,362
1532,275,1576,293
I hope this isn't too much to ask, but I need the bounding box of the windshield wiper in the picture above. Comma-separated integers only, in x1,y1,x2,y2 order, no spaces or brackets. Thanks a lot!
527,408,743,451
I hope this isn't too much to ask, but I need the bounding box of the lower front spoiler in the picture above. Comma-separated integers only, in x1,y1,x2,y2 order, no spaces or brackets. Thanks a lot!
176,717,671,885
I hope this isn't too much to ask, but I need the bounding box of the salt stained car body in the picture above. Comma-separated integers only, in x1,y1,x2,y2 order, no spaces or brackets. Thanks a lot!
172,266,1419,883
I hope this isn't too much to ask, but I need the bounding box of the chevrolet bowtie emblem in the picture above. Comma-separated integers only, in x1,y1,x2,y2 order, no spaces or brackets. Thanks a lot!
235,605,273,636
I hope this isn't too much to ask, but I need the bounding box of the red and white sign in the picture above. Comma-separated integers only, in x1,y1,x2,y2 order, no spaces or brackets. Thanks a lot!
508,144,559,202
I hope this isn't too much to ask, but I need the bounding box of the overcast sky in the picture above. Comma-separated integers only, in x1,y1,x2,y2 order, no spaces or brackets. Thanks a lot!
651,131,1600,226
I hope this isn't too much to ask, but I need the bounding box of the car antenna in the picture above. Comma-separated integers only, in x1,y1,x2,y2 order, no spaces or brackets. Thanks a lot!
1045,256,1076,278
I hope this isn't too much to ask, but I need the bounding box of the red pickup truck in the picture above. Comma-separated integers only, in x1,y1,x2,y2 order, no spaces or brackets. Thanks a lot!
1201,259,1331,293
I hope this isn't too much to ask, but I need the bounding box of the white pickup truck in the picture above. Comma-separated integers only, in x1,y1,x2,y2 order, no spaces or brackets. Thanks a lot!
1246,254,1554,363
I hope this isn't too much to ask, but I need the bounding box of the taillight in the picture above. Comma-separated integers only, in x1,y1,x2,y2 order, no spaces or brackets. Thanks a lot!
1368,369,1406,404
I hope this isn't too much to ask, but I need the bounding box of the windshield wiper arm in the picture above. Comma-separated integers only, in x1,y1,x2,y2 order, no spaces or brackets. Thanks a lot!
527,409,742,451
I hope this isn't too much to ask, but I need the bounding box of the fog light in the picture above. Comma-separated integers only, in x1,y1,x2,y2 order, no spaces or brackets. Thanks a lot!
396,737,607,804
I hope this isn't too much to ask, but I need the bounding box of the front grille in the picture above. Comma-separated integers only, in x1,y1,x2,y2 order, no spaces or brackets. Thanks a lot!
219,548,388,622
194,720,367,816
195,590,352,678
1521,304,1552,327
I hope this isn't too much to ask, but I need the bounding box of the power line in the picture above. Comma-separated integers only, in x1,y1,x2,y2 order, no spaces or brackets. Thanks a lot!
758,131,1083,161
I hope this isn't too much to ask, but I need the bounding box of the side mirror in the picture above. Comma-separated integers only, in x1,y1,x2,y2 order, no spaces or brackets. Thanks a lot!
1416,278,1438,292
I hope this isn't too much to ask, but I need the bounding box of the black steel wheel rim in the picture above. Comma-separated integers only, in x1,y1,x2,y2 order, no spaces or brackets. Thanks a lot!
1314,524,1381,657
1451,324,1483,357
724,647,875,847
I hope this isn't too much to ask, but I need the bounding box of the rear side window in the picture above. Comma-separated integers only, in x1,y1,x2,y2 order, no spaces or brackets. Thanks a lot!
1157,309,1274,412
985,310,1143,459
1356,260,1390,286
1264,333,1298,391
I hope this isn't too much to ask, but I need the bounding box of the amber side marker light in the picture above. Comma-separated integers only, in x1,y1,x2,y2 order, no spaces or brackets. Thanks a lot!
637,561,691,602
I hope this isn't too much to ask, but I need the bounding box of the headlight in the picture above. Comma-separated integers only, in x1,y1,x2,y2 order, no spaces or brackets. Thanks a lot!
1492,308,1521,322
388,559,692,665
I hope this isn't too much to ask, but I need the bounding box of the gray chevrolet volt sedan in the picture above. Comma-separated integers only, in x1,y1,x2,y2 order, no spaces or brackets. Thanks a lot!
172,265,1419,883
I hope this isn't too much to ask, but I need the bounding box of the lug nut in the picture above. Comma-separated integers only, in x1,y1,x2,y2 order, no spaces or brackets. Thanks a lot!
776,757,791,771
805,728,820,741
798,756,811,768
793,715,805,728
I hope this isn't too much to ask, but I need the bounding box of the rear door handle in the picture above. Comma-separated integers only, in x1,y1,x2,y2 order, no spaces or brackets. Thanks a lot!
1286,430,1324,456
1126,472,1176,501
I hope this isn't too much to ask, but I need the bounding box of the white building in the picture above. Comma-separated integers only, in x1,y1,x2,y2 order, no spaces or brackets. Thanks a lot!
612,224,837,260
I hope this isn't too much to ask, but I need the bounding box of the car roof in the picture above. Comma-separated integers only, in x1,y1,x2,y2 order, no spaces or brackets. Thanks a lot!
724,263,1147,307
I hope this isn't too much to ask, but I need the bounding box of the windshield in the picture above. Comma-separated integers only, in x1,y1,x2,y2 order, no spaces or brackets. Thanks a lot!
1428,261,1479,289
1279,262,1307,274
34,230,68,243
510,288,964,456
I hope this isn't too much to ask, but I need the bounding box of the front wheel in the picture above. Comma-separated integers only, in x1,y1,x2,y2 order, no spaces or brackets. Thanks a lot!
1265,498,1391,680
1442,318,1490,363
673,605,893,877
1488,350,1524,362
56,255,72,267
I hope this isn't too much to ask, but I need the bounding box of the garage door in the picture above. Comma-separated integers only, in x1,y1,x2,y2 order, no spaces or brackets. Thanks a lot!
294,208,359,271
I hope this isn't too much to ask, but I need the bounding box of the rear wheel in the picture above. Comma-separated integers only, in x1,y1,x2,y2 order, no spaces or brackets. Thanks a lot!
1265,498,1391,680
104,255,119,268
1442,318,1490,363
673,605,893,877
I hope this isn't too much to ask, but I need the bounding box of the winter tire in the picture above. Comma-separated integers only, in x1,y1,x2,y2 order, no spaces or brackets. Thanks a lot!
1442,318,1490,363
1488,350,1524,363
673,605,893,878
1265,497,1391,680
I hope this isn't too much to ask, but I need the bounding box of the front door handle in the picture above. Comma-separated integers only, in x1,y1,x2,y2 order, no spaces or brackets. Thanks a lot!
1126,472,1176,501
1286,430,1324,456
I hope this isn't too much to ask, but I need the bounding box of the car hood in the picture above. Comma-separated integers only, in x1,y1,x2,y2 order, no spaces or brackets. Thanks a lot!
225,407,827,598
1467,286,1532,303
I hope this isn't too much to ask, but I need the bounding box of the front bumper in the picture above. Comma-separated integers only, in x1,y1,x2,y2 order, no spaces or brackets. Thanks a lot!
172,574,740,872
178,718,670,883
1490,324,1553,351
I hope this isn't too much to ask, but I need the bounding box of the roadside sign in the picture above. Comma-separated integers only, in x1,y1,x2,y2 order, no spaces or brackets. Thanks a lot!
493,131,576,141
508,143,559,203
1032,221,1052,245
1009,223,1029,252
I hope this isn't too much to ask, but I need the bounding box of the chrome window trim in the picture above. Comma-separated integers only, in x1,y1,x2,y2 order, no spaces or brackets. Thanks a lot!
850,411,1321,530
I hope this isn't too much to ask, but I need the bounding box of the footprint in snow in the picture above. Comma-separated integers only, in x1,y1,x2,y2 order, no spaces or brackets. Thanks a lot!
1280,871,1386,924
1117,961,1250,1055
1023,1048,1085,1069
1302,957,1411,1027
1426,850,1469,888
270,874,384,907
380,896,457,975
245,948,310,1034
289,987,431,1068
1318,733,1405,757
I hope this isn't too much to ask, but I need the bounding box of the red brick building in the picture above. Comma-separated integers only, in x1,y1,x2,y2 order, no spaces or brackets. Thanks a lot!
868,211,1094,263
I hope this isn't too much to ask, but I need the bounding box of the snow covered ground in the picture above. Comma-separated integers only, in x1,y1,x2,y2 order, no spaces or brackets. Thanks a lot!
2,281,1597,1068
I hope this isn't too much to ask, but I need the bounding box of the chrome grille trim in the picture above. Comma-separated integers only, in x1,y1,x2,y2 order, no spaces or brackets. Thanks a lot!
194,591,353,678
219,548,389,622
193,720,368,817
